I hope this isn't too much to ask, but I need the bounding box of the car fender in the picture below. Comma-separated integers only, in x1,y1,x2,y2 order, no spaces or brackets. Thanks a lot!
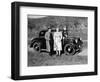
30,38,41,47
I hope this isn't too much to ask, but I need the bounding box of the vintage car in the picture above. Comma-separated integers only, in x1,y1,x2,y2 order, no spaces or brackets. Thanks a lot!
30,29,83,56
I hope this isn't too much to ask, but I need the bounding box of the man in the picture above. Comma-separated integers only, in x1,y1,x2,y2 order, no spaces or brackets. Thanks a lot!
53,28,62,56
63,26,68,38
45,28,51,52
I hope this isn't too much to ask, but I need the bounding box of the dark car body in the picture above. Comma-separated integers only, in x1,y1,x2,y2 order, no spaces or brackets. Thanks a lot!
30,29,83,56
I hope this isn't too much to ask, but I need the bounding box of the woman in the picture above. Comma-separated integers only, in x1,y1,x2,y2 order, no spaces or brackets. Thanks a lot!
53,28,62,56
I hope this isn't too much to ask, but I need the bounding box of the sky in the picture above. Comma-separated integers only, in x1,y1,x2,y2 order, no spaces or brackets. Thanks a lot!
28,15,47,19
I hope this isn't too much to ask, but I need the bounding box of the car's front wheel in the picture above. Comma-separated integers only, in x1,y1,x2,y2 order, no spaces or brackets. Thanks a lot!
64,44,75,55
33,41,40,52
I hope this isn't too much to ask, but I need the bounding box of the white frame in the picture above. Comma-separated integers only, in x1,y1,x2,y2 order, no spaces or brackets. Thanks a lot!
20,6,94,76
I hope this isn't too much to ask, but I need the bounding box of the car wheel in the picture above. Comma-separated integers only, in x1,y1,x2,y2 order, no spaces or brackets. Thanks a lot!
64,44,75,55
33,41,40,52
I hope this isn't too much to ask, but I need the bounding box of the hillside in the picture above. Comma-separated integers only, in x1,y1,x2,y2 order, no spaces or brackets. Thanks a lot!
28,15,88,40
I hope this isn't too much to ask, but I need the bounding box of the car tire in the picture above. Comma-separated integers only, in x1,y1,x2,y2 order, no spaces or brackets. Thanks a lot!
33,41,40,52
64,44,75,55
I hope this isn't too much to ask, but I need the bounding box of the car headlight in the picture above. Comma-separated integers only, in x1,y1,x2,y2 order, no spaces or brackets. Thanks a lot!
79,45,81,48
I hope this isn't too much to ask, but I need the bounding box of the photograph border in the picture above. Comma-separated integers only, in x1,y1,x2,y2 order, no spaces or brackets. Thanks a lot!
11,1,98,80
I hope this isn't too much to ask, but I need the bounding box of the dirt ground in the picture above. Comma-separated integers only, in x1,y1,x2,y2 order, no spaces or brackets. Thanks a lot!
28,41,88,66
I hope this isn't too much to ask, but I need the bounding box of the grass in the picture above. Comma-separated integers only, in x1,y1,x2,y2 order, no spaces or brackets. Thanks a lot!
28,48,87,66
